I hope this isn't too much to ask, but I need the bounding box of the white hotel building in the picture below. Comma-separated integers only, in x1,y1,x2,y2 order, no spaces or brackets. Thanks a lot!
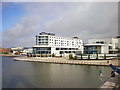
33,32,84,56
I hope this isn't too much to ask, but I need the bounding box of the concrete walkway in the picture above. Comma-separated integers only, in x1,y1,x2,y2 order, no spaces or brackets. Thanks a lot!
101,72,120,89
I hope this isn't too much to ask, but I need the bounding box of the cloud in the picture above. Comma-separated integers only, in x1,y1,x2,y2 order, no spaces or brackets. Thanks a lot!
2,16,41,47
2,2,118,47
45,2,118,41
2,2,69,47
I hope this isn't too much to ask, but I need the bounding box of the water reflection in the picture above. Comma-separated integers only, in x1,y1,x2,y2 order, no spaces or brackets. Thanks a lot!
2,57,112,88
6,75,36,88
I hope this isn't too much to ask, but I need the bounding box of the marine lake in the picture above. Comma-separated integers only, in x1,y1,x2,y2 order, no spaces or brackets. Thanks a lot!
2,56,112,88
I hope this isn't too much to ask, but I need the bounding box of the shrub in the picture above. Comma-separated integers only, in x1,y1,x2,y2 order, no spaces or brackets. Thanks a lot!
3,52,9,54
52,53,55,57
69,54,73,59
74,56,77,60
88,54,90,60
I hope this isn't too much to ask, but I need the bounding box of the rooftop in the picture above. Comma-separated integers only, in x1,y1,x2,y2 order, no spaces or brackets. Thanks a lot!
39,32,55,36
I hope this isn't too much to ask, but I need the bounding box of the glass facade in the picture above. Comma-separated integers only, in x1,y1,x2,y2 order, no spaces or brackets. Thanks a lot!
84,46,101,54
33,47,51,54
60,51,81,54
56,48,78,50
37,36,48,45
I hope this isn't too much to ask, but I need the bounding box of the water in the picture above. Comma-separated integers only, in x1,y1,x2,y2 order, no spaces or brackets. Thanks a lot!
2,56,112,88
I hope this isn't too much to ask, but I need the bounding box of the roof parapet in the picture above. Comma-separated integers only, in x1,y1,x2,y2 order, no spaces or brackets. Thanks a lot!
39,32,55,36
72,37,79,39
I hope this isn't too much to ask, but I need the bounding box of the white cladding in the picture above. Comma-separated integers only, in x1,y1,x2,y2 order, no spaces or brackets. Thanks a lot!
87,38,118,54
33,33,84,56
36,35,83,48
88,38,118,49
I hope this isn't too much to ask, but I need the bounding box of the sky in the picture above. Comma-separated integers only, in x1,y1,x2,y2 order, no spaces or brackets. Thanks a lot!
1,1,118,48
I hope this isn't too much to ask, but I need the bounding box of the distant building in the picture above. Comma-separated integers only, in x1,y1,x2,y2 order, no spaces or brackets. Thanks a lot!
0,48,11,54
11,47,32,55
22,47,33,55
84,38,119,54
116,36,120,50
33,32,83,56
11,47,24,50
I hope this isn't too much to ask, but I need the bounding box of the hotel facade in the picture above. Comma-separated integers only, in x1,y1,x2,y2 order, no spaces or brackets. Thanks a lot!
33,32,84,56
32,32,119,57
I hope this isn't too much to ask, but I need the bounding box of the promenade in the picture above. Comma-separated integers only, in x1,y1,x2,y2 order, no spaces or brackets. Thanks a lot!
13,57,119,66
0,54,20,57
101,72,120,89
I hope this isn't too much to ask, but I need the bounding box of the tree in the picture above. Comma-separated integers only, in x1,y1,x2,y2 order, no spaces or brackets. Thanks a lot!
15,52,20,55
88,54,90,60
52,53,55,57
74,56,77,60
69,54,73,59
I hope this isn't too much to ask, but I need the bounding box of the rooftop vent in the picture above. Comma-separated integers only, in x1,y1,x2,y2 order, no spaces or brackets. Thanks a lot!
73,37,79,39
116,36,120,38
39,32,55,36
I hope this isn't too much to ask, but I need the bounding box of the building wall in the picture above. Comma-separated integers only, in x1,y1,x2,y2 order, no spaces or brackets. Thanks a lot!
11,47,24,50
0,48,10,53
33,32,83,56
102,45,109,54
88,38,113,44
88,38,119,54
36,35,83,48
112,38,118,49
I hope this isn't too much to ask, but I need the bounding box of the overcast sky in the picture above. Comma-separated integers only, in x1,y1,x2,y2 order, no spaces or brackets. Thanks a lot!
2,2,118,48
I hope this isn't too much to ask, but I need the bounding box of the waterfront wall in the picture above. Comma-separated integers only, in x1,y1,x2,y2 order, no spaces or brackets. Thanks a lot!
13,57,119,66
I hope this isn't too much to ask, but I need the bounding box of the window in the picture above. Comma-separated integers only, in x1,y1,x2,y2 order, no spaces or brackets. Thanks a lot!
56,48,60,50
96,42,99,43
60,51,63,54
109,46,112,49
100,41,104,44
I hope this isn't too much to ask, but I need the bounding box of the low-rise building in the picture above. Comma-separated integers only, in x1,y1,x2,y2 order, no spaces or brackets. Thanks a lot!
11,47,24,51
84,38,119,54
22,47,33,55
0,48,11,54
11,47,33,55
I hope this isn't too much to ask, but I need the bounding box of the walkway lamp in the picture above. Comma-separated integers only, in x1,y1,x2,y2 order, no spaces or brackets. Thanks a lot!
104,53,106,60
81,53,83,60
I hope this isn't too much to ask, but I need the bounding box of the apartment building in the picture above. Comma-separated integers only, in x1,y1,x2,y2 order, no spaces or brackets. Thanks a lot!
33,32,83,56
84,38,119,54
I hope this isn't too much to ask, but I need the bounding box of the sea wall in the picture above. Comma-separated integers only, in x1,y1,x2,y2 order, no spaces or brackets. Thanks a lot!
13,57,119,66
